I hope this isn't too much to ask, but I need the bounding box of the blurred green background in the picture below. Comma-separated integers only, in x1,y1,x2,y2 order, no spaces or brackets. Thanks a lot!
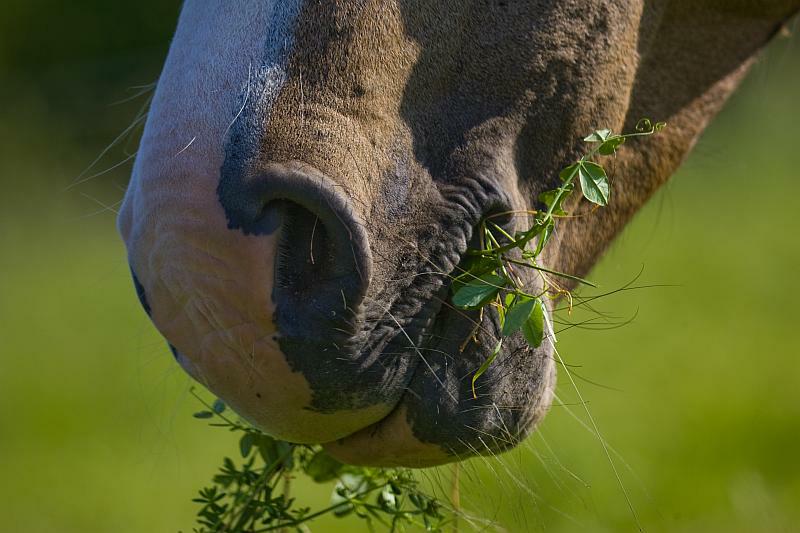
1,4,799,532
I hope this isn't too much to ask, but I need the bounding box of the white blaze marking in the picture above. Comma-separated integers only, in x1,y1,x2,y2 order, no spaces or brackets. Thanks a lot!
117,1,340,442
119,0,303,242
120,0,404,443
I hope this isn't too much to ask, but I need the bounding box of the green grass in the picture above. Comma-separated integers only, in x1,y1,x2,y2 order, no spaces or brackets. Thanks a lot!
1,38,799,533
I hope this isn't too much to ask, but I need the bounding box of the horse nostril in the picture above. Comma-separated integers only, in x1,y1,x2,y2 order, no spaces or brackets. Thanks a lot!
218,161,372,343
272,199,332,296
271,197,364,339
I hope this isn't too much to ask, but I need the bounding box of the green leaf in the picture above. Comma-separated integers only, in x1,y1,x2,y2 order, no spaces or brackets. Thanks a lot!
502,295,537,336
538,185,572,216
578,161,610,206
503,291,516,308
193,410,213,419
409,492,428,510
521,298,545,348
239,432,255,458
471,339,503,399
304,450,345,483
212,399,226,414
256,434,280,465
559,162,581,182
276,440,294,469
462,255,499,275
451,256,499,292
598,136,625,155
497,292,512,326
426,500,442,518
512,217,549,251
533,219,554,258
451,273,506,309
584,129,612,143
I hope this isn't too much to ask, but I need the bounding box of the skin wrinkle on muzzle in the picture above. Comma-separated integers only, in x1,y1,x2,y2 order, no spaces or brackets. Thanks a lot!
119,0,800,467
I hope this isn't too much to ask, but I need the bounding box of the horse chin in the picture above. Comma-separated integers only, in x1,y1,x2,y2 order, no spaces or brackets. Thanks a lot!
322,299,558,468
323,346,558,468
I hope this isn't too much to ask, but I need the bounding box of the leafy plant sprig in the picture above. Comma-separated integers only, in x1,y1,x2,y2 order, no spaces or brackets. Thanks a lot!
187,390,450,533
451,119,666,398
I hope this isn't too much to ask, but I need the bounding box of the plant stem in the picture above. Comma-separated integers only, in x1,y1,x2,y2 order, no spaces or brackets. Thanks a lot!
223,447,294,531
255,486,382,532
502,257,598,287
277,474,292,533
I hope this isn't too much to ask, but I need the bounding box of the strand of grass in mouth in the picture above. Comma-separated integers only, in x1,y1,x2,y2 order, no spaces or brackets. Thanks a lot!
451,119,665,399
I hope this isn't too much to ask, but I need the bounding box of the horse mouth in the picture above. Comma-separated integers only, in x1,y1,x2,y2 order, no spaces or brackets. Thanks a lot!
319,248,556,467
324,296,556,467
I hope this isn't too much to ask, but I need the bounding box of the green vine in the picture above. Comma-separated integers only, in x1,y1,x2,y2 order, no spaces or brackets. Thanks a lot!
451,119,665,398
185,120,665,532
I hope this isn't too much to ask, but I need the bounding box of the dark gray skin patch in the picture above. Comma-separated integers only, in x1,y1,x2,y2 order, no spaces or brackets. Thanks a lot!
214,1,304,237
270,171,515,415
130,269,151,316
401,299,553,458
377,214,551,459
132,267,181,363
218,162,413,413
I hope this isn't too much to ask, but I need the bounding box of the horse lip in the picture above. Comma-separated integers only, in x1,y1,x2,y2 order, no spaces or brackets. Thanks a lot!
370,248,461,357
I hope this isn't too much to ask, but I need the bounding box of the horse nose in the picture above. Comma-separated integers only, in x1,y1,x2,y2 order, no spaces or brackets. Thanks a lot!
218,161,371,343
